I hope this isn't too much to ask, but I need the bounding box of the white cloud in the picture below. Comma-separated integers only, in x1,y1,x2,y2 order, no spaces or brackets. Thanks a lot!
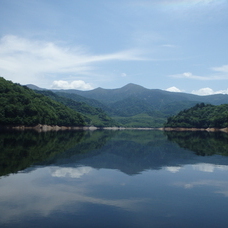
165,85,228,95
165,166,182,173
165,86,182,92
0,35,146,87
192,87,214,95
121,73,127,77
192,87,228,95
52,80,93,90
52,167,93,178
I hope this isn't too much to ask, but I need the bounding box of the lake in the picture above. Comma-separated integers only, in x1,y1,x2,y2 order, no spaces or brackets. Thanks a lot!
1,129,228,228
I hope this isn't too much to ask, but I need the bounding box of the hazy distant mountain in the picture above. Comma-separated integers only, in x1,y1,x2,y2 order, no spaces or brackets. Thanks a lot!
52,83,152,103
50,83,228,115
27,83,228,127
48,83,228,106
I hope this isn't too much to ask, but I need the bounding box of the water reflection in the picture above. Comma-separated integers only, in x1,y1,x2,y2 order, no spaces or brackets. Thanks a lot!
1,130,228,227
0,130,85,176
51,166,93,178
165,131,228,156
1,130,228,177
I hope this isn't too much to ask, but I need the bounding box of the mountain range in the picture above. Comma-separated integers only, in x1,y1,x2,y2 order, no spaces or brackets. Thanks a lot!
27,83,228,128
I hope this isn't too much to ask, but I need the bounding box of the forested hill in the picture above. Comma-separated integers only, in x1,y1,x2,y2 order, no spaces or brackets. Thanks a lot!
50,83,228,118
36,90,117,127
0,77,85,127
164,103,228,128
27,83,228,128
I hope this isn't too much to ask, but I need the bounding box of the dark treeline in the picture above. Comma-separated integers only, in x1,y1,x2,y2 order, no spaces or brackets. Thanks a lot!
0,77,85,126
164,103,228,128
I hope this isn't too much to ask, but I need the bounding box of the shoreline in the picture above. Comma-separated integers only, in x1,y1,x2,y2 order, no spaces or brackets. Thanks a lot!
162,127,228,133
1,124,228,133
0,124,98,132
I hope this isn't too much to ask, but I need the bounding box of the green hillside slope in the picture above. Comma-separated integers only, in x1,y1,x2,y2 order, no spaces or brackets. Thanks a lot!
27,83,228,128
36,90,117,127
0,77,85,127
164,103,228,128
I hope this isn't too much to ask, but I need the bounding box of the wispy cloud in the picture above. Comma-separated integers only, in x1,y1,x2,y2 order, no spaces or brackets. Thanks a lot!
169,72,212,80
0,35,146,88
161,44,177,48
0,166,146,223
169,65,228,81
211,64,228,73
129,0,225,10
121,73,127,77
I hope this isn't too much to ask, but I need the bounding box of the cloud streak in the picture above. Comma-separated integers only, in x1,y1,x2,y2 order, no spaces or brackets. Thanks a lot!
212,65,228,73
169,66,228,81
169,72,215,80
130,0,225,11
0,35,146,88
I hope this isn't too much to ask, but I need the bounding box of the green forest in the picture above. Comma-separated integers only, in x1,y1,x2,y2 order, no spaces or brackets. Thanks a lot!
27,82,228,128
36,90,117,127
0,77,85,127
164,103,228,128
1,76,228,129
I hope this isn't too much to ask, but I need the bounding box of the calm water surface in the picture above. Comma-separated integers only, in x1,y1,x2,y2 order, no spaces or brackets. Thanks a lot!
1,130,228,228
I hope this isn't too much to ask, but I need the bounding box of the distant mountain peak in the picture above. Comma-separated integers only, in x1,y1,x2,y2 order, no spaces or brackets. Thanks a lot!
119,83,148,93
122,83,145,89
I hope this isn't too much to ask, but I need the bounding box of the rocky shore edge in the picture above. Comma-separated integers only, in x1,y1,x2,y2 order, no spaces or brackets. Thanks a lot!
3,125,159,132
1,124,98,132
1,125,228,133
162,127,228,133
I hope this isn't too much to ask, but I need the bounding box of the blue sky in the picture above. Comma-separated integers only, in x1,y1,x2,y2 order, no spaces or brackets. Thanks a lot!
0,0,228,95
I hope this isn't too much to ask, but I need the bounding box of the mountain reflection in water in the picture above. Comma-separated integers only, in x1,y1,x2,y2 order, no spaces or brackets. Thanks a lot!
1,130,228,227
1,130,228,176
